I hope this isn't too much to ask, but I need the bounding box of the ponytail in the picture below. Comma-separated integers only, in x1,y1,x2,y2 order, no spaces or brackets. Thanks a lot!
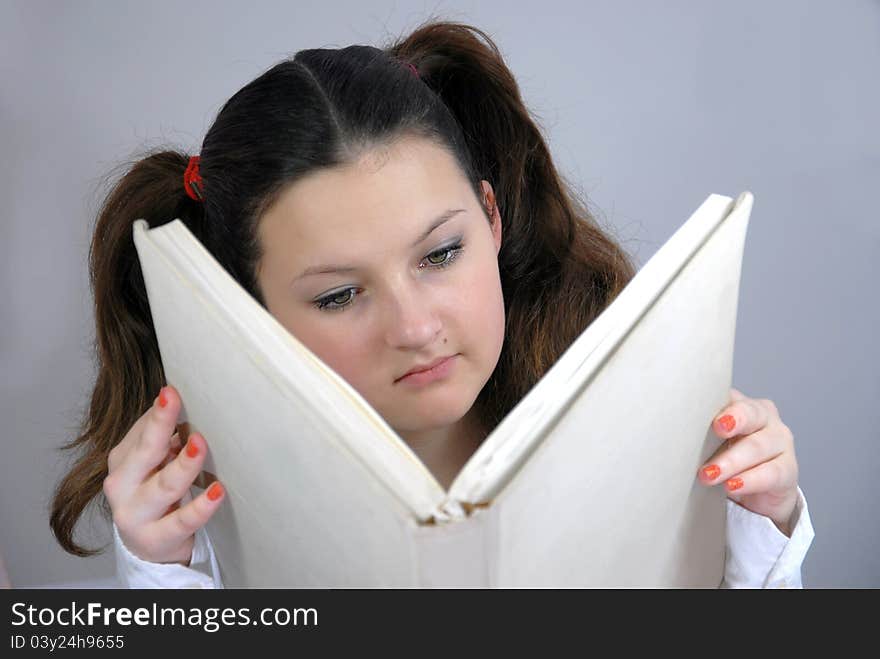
50,151,202,555
389,22,636,431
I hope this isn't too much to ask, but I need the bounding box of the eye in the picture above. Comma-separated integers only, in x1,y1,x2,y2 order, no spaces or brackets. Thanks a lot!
314,287,358,312
422,241,464,270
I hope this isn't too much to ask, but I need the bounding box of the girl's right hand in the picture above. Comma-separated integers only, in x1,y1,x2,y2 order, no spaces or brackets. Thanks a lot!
103,384,225,566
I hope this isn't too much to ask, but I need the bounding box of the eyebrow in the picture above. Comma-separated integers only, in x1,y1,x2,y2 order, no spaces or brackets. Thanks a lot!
294,208,467,280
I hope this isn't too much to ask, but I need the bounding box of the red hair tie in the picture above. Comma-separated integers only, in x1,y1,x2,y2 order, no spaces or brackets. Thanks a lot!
184,155,204,201
405,62,419,78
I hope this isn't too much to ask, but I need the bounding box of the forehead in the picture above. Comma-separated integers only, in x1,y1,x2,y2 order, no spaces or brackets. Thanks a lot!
258,137,473,251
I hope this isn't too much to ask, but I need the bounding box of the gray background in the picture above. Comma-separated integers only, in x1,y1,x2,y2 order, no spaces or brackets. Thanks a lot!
1,0,877,588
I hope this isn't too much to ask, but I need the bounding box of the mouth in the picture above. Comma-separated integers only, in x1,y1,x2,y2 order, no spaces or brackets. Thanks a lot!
395,354,459,384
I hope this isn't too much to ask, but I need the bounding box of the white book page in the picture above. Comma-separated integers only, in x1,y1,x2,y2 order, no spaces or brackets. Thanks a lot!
477,192,752,586
134,220,447,521
444,193,752,509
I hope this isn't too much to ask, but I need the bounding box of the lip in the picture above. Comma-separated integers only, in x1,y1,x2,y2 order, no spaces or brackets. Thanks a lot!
396,354,458,385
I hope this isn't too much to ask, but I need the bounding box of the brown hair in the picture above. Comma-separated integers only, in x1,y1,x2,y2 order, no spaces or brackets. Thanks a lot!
51,18,635,556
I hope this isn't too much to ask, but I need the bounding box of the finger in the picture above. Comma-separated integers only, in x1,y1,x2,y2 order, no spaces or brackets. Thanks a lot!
146,480,225,553
163,500,182,517
109,389,186,473
719,454,798,497
107,409,151,473
728,387,747,402
113,385,183,496
105,395,167,505
155,432,184,472
697,426,787,485
160,477,194,517
133,432,209,522
712,394,770,440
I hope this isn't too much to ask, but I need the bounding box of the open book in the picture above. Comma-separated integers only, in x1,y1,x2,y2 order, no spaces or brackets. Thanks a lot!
132,191,754,587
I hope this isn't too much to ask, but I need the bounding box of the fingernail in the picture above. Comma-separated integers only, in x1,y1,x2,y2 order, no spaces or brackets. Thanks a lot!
207,481,224,501
701,464,721,481
726,477,744,491
717,414,736,432
158,387,168,408
185,436,199,458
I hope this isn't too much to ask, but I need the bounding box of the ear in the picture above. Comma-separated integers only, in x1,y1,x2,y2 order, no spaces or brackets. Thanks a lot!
480,180,502,256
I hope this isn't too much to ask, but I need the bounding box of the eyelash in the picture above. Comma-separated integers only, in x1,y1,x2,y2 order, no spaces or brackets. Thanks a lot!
313,241,465,313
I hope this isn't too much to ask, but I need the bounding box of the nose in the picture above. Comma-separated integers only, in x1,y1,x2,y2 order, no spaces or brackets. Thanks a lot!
383,281,442,349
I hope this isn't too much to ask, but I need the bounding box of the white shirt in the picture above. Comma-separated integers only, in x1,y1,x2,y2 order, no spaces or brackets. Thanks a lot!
113,485,815,588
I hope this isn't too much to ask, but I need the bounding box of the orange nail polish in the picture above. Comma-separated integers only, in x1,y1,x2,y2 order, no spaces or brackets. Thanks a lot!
158,387,168,408
701,464,721,481
726,477,744,491
207,481,224,501
718,414,735,432
185,436,199,458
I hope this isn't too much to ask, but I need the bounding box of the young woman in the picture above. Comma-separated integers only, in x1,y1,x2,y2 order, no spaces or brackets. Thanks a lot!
51,20,814,588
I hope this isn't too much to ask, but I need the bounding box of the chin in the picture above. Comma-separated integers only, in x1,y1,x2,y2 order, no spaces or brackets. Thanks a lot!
383,390,475,434
388,407,467,435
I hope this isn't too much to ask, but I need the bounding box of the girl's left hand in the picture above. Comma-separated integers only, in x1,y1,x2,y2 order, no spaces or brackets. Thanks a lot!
698,387,800,536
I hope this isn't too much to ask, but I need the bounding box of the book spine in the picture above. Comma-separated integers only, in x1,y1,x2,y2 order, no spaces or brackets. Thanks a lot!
409,509,493,587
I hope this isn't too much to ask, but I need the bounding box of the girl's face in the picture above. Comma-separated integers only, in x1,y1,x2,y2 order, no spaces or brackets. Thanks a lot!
256,136,505,437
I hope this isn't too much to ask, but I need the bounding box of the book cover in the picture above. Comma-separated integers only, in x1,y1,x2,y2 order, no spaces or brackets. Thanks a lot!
132,191,753,586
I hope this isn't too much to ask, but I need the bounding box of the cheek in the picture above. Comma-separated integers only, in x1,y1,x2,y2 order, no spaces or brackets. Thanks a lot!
485,272,506,356
457,256,506,356
285,321,373,385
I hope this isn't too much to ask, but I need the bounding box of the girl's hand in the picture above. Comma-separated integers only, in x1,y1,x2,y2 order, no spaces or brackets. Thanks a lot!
102,385,225,565
698,387,800,536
